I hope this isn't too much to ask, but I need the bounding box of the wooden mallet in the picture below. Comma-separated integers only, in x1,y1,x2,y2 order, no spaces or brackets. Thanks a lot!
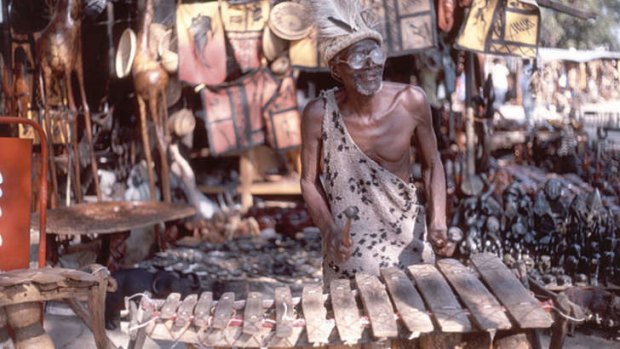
341,206,360,246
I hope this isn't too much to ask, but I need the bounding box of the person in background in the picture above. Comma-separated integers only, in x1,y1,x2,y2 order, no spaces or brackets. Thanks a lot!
490,57,510,110
520,59,535,129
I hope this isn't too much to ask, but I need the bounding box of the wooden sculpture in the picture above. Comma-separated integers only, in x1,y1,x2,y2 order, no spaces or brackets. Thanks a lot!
132,0,172,203
36,0,101,203
12,58,30,121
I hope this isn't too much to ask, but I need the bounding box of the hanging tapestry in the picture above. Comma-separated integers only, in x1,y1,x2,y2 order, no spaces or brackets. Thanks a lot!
201,68,279,156
263,71,302,152
361,0,436,56
289,0,436,70
176,2,227,85
455,0,540,58
220,0,270,73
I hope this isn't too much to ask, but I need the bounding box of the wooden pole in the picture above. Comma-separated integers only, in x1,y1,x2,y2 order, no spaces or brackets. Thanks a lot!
239,151,255,212
465,52,476,177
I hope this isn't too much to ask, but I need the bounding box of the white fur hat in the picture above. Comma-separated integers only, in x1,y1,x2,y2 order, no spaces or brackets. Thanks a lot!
308,0,383,64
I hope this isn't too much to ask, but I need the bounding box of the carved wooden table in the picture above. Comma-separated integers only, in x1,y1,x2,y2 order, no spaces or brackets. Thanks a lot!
31,201,196,268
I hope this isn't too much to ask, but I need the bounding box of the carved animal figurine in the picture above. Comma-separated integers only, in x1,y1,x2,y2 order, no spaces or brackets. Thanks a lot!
12,52,30,121
36,0,101,203
132,0,172,202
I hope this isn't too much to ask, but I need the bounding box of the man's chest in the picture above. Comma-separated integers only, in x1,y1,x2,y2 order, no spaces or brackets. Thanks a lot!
342,113,415,165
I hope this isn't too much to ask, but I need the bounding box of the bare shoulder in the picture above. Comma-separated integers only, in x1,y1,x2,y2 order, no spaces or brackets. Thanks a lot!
301,96,326,138
383,82,429,120
302,96,325,121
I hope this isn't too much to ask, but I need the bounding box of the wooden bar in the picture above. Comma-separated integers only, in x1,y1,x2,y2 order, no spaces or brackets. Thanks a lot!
380,267,434,334
203,292,239,347
301,284,333,345
269,286,304,348
193,291,213,329
330,279,363,344
355,273,398,339
172,294,198,332
275,287,293,338
471,253,553,329
234,292,266,347
242,292,263,336
408,264,472,332
212,292,235,330
437,259,512,331
159,293,181,320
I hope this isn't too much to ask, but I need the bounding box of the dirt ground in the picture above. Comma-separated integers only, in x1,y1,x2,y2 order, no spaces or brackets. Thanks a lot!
539,331,620,349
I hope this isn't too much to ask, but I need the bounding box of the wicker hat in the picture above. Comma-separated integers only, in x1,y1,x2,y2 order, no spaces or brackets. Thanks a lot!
308,0,383,64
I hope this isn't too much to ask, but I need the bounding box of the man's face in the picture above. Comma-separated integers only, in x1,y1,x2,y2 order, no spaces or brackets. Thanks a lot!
332,39,385,96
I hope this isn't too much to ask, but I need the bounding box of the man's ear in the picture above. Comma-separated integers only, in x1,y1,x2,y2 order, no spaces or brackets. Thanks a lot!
330,63,343,83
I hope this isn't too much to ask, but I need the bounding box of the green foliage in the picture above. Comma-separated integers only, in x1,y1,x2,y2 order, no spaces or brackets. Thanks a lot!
540,0,620,50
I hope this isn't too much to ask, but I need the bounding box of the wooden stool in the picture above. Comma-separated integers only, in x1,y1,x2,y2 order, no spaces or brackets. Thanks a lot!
0,265,117,349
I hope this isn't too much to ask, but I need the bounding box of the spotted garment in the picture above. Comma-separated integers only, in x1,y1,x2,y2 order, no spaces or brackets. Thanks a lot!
320,89,435,286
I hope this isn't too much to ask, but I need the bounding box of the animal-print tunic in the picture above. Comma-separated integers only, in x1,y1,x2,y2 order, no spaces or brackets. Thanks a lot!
320,89,435,286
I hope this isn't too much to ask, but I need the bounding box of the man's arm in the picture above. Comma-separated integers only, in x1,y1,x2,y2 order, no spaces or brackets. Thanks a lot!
409,86,455,257
300,98,351,261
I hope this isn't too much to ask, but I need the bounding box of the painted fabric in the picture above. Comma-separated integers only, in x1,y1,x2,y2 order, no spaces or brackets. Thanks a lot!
200,68,278,156
456,0,541,58
176,2,227,85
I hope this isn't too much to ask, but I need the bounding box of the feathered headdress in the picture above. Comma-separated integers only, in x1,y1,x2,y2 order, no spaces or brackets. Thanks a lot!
308,0,383,64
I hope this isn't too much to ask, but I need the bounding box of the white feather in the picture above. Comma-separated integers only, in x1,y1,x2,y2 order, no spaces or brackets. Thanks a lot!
309,0,370,38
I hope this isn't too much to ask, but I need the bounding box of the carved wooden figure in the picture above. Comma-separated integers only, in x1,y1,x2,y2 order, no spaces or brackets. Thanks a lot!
132,0,172,202
36,0,101,203
12,59,30,121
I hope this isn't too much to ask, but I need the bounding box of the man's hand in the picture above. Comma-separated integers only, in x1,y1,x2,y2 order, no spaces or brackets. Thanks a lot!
325,226,352,262
429,228,456,257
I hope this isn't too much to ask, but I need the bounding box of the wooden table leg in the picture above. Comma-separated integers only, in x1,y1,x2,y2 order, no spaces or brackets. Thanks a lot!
5,302,54,348
89,266,114,349
127,301,148,349
239,151,255,212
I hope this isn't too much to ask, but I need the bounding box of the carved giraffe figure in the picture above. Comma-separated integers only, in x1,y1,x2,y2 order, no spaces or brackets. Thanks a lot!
132,0,172,202
36,0,101,203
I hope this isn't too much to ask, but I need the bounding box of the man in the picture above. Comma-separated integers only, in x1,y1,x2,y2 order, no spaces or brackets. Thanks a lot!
301,0,454,286
490,57,510,110
520,59,534,129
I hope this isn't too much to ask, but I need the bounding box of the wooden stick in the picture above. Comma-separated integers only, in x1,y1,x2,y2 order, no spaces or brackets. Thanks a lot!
536,0,596,20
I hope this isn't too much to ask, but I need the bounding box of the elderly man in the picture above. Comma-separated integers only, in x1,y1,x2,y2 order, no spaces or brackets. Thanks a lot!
301,0,454,287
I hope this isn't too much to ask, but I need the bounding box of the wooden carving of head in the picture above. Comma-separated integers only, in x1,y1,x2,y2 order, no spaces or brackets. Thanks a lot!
52,0,82,21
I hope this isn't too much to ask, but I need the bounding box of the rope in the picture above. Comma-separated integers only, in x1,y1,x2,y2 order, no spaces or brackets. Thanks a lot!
546,305,588,322
126,293,152,302
127,316,159,332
